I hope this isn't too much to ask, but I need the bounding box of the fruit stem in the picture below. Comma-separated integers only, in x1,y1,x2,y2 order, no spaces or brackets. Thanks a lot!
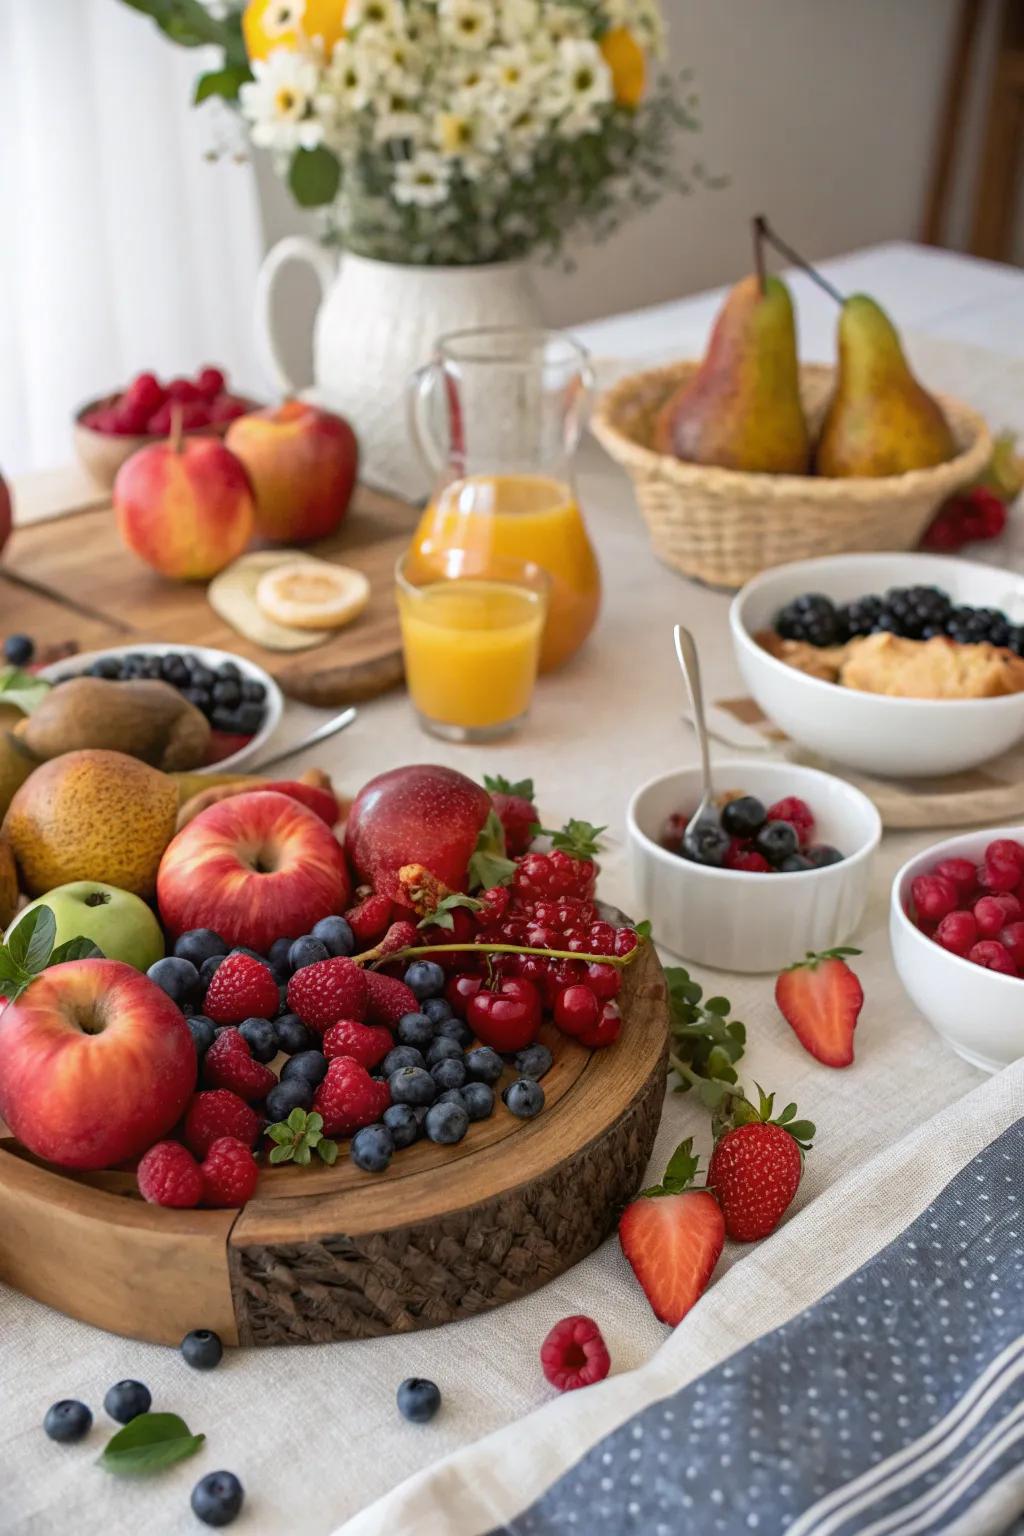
756,217,844,304
752,214,767,295
169,402,185,454
354,941,643,972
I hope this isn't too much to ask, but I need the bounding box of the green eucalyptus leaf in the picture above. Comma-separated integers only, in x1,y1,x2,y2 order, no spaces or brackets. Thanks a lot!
194,63,251,103
100,1412,204,1477
289,146,342,209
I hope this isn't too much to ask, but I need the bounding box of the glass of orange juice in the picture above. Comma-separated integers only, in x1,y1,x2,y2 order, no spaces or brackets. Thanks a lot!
407,329,601,673
396,548,550,742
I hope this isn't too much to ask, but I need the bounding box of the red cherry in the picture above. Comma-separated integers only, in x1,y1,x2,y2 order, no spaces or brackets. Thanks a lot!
967,939,1018,975
466,976,542,1052
584,962,621,1000
577,999,622,1049
910,874,959,922
445,972,484,1018
196,365,226,399
614,929,639,958
553,983,600,1038
934,909,978,957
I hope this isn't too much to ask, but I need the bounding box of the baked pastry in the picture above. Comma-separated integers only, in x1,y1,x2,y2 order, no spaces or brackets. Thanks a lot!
839,632,1024,699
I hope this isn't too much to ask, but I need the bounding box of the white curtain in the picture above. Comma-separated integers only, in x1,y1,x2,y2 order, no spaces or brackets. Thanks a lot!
0,0,266,476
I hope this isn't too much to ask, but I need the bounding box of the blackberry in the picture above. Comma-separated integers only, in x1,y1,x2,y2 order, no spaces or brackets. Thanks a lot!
774,594,842,646
838,593,883,638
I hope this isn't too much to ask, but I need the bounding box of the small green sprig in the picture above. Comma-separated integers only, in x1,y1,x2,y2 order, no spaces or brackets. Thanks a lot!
266,1108,338,1167
0,906,103,1004
665,965,747,1121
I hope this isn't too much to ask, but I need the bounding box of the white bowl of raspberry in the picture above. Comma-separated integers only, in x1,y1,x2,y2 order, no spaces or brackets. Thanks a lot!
891,827,1024,1073
627,760,881,973
731,552,1024,777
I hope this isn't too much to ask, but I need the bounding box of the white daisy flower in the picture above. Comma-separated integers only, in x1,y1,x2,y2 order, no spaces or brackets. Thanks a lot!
439,0,494,52
445,55,491,108
374,90,425,141
393,150,451,206
257,0,307,40
345,0,406,35
488,44,537,103
240,49,325,152
499,0,539,42
551,36,613,117
542,4,589,44
319,39,377,113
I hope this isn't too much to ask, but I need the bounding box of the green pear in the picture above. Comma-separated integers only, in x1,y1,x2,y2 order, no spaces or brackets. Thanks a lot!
654,274,810,474
816,295,956,477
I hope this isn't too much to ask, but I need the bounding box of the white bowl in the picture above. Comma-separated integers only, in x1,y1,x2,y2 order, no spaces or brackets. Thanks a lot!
730,552,1024,778
627,760,881,973
38,643,283,775
891,825,1024,1073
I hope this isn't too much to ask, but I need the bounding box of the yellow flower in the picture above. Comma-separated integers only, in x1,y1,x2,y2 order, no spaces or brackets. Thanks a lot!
599,26,645,108
243,0,349,62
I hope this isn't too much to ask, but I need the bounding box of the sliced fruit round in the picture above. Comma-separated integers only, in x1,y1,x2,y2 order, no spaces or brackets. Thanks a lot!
255,561,370,631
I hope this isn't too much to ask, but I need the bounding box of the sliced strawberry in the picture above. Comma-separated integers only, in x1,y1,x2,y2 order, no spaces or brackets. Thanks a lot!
617,1138,724,1326
774,947,863,1067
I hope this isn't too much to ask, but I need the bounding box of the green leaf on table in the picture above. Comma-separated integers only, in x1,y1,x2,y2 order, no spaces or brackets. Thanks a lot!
289,146,342,208
0,665,50,716
7,906,56,975
194,63,252,104
100,1412,204,1477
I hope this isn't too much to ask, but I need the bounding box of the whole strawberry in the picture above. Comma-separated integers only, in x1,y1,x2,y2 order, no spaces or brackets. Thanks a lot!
708,1100,813,1244
313,1056,390,1137
344,890,394,945
363,969,418,1028
204,953,279,1026
137,1140,203,1208
287,955,369,1032
184,1089,261,1159
484,775,538,857
323,1017,393,1070
201,1136,259,1207
203,1028,277,1103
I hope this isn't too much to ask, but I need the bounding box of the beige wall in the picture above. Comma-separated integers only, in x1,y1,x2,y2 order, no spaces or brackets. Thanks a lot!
255,0,1013,380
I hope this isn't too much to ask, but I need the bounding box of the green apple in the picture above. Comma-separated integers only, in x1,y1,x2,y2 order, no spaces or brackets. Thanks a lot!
6,882,165,972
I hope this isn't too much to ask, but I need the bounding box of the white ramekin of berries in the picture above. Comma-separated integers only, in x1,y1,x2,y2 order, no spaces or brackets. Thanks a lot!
627,760,881,973
892,827,1024,1072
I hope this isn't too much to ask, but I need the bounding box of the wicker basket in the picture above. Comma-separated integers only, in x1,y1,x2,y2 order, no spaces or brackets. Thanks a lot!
591,362,993,589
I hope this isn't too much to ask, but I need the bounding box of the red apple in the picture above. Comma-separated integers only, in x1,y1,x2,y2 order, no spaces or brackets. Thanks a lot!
157,789,351,950
0,468,11,558
0,959,195,1170
346,765,492,897
226,399,357,543
114,431,255,581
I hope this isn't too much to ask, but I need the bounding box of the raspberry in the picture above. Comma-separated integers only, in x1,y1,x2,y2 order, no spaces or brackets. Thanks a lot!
376,920,418,957
322,1017,393,1069
765,796,815,848
974,893,1022,937
967,940,1018,976
911,874,959,922
985,838,1024,881
540,1315,611,1392
201,1136,259,1208
287,956,368,1032
363,969,418,1028
184,1090,261,1159
312,1056,390,1137
934,910,978,957
1001,921,1024,966
479,886,511,923
203,1028,277,1103
196,365,225,399
204,953,279,1026
725,841,772,873
137,1141,202,1208
488,788,537,856
934,857,978,898
345,891,394,944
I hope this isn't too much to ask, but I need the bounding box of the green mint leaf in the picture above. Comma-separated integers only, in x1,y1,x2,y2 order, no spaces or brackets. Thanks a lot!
467,810,516,891
317,1138,338,1166
287,1107,307,1133
268,1144,294,1164
483,774,535,801
49,937,104,965
294,1143,311,1167
100,1412,204,1477
267,1125,292,1145
633,919,653,940
704,996,730,1016
418,893,484,931
7,906,56,975
305,1112,323,1136
0,665,51,716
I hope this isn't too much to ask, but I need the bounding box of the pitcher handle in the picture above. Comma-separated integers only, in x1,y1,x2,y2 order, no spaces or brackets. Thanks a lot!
254,236,337,395
406,358,451,478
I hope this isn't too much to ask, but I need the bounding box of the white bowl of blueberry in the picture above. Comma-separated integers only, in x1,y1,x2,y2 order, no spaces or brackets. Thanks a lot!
627,759,881,973
730,552,1024,777
38,643,283,774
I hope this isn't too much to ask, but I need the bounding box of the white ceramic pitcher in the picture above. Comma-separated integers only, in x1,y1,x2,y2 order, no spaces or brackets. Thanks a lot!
255,244,544,501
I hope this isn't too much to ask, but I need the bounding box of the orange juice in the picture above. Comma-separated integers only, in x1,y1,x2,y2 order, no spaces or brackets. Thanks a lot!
397,577,546,737
409,475,601,672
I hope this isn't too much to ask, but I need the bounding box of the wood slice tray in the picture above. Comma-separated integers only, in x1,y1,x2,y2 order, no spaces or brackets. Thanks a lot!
0,938,668,1348
3,484,420,706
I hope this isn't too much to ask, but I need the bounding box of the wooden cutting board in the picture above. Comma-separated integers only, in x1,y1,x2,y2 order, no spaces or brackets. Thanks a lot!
3,485,420,705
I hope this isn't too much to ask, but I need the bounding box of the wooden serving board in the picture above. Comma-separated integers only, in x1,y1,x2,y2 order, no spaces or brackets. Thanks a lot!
3,484,420,706
0,937,668,1347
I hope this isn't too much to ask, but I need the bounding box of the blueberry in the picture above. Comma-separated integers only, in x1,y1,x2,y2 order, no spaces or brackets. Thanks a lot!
403,960,446,1000
388,1066,437,1106
180,1329,223,1371
351,1123,394,1172
103,1379,151,1424
437,1087,467,1107
185,687,213,714
191,663,216,690
212,679,241,708
146,956,199,1005
431,1056,467,1092
211,707,242,733
239,1017,276,1063
502,1078,545,1118
241,679,266,703
397,1377,441,1424
425,1036,462,1066
268,937,293,976
161,654,190,686
275,983,289,1017
754,819,799,865
4,634,35,666
424,1100,469,1144
461,1081,495,1121
682,816,731,867
422,997,453,1025
216,661,241,682
236,702,264,735
289,935,330,972
383,1103,423,1148
200,954,225,989
174,929,227,969
397,1012,435,1049
43,1399,92,1442
721,796,766,838
89,656,122,679
281,1050,328,1088
191,1470,244,1527
779,853,813,872
383,1045,425,1075
273,1013,313,1055
806,843,844,868
265,1076,314,1120
311,915,355,957
230,946,264,963
187,1015,216,1057
514,1042,553,1080
434,1015,472,1049
464,1046,503,1085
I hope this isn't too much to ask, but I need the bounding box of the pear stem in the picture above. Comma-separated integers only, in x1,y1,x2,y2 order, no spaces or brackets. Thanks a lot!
752,214,768,295
757,218,844,305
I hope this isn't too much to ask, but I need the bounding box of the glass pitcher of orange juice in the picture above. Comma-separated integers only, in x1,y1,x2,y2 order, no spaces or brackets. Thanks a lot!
406,328,601,672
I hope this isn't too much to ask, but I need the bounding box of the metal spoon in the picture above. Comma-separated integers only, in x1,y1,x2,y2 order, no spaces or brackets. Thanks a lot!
673,626,720,858
251,705,358,772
